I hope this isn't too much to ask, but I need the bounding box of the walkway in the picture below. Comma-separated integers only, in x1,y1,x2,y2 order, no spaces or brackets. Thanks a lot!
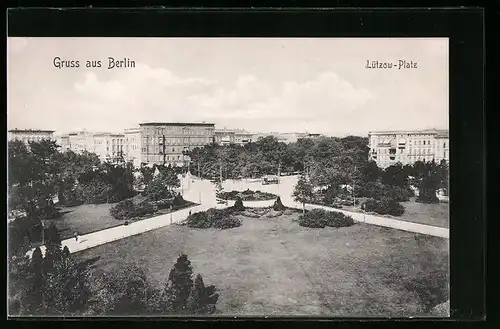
26,173,448,258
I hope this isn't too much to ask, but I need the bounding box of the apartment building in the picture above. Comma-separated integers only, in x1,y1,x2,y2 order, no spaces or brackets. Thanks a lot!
139,122,215,166
8,129,55,144
214,128,253,146
368,129,449,168
124,127,142,168
59,130,125,164
253,132,321,144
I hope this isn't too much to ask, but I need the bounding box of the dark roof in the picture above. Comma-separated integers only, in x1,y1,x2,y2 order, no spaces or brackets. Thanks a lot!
9,129,55,133
139,122,215,127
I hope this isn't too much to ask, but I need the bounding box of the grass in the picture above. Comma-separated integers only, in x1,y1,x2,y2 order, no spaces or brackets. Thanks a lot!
399,198,449,228
44,203,121,240
42,200,198,242
336,197,449,228
76,211,449,317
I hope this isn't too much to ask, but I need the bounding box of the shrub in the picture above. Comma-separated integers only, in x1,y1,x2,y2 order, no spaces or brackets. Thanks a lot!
213,215,242,230
364,197,405,216
232,197,245,211
185,208,242,230
273,196,286,211
109,199,157,220
298,209,328,228
109,199,136,220
298,209,355,228
135,201,157,217
381,185,414,202
242,189,253,195
416,190,439,204
173,193,186,206
324,211,355,228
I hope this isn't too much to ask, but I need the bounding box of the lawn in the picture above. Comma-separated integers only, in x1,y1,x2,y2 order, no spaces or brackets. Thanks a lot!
43,201,198,242
338,197,449,229
43,203,121,240
76,210,449,317
399,198,449,228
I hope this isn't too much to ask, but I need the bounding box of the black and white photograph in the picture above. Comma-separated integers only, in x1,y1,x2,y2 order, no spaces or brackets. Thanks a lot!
7,37,450,317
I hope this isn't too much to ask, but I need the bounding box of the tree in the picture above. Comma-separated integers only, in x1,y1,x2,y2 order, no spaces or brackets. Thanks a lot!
361,161,383,183
215,181,225,205
91,263,153,315
415,161,442,204
144,176,175,202
44,222,62,248
382,162,409,187
187,274,219,314
293,174,315,214
273,196,286,211
232,196,245,211
161,254,194,314
42,253,93,315
23,247,44,314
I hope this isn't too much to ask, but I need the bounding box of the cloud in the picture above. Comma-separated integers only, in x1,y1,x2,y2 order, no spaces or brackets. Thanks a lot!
191,71,373,122
69,67,373,134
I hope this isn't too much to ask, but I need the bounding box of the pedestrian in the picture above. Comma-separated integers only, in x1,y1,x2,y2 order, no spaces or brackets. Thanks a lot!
74,231,78,242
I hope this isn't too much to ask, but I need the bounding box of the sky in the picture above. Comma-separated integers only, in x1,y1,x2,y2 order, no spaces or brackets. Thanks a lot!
7,38,448,137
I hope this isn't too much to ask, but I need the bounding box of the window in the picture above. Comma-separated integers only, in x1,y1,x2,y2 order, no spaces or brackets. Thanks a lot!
423,141,426,145
178,156,180,160
444,142,447,148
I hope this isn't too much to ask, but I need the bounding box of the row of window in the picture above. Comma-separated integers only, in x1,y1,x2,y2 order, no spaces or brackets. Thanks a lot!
140,147,189,153
144,155,182,161
18,136,50,142
148,128,214,136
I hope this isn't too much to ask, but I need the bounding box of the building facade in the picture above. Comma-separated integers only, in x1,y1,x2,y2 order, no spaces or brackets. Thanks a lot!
252,132,321,144
368,129,449,168
124,128,142,168
58,131,126,164
214,128,253,146
139,122,215,166
8,129,55,144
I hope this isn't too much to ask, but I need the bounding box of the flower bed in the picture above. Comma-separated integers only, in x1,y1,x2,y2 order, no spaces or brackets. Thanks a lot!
219,189,277,201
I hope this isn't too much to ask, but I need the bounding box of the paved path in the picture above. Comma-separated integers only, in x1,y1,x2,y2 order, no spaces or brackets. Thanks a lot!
26,173,448,258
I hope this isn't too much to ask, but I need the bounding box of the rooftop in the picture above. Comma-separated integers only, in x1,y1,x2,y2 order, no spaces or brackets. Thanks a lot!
8,129,55,133
368,129,449,136
139,122,215,127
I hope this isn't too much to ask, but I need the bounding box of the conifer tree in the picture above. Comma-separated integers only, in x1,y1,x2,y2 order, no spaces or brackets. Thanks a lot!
24,247,44,314
188,274,219,314
161,254,194,314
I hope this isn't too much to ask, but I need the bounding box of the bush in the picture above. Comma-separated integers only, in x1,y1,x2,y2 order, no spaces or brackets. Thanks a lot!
220,189,277,201
135,201,157,217
109,199,157,220
381,185,414,202
298,209,328,228
298,209,355,228
324,211,355,228
173,193,186,206
364,197,405,216
109,199,136,220
273,196,286,211
416,190,440,204
185,208,242,230
232,197,245,211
